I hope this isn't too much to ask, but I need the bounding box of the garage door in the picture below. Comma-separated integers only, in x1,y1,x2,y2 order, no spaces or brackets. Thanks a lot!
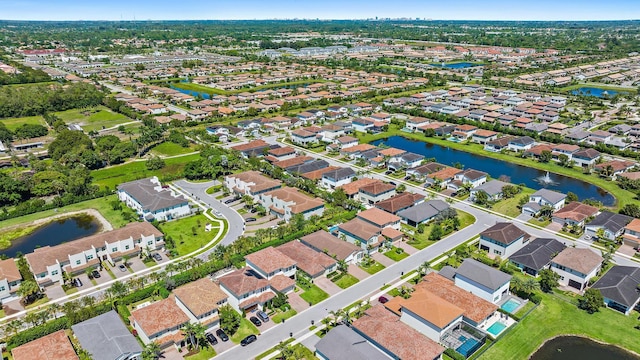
568,279,583,290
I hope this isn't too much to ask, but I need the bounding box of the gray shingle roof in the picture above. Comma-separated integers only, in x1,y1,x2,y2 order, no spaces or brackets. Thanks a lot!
455,258,512,291
315,325,390,360
322,167,356,181
397,200,450,223
286,159,329,174
592,266,640,308
473,179,510,196
509,238,566,272
531,188,567,204
587,211,633,234
117,178,187,212
71,310,142,360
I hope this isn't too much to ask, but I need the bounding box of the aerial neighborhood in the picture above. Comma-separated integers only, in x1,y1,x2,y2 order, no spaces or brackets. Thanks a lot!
0,15,640,360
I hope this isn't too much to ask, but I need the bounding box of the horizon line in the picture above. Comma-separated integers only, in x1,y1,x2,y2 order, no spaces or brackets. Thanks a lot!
0,18,639,22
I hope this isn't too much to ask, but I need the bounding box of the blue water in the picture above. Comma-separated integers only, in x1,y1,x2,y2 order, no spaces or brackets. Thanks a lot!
170,84,211,99
571,87,624,98
501,298,521,313
371,136,614,205
456,337,481,357
486,322,507,336
430,62,479,69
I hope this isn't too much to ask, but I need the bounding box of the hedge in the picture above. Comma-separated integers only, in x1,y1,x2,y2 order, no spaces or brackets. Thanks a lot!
444,348,466,360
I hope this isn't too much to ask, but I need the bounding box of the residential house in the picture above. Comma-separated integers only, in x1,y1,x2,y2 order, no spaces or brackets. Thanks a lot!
595,160,636,178
592,266,640,315
550,248,602,292
276,241,337,278
507,136,535,152
358,182,396,205
453,258,512,304
334,136,359,150
406,162,447,181
0,259,21,300
509,238,566,276
267,146,297,161
129,296,190,346
522,189,567,216
471,130,498,144
390,152,424,170
72,311,142,360
551,202,599,229
339,178,383,199
585,211,633,241
245,246,297,280
469,180,510,202
259,187,325,221
357,208,401,230
452,124,478,140
117,177,190,221
11,330,78,360
351,305,445,360
217,267,295,312
173,278,228,328
314,325,392,360
338,219,385,252
291,129,319,146
454,169,488,188
352,118,374,132
428,167,463,189
300,230,364,264
405,117,430,131
397,200,450,227
321,168,356,189
484,136,514,152
572,148,601,168
26,222,164,285
479,222,531,257
375,192,425,215
224,171,282,200
551,144,580,161
622,219,640,250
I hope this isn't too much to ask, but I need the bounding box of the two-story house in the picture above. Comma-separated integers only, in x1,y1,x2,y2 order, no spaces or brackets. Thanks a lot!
509,238,566,276
338,219,384,253
585,211,633,241
550,248,602,292
224,171,283,200
592,266,640,315
321,168,356,189
358,182,396,205
453,259,512,304
129,296,190,346
117,177,190,222
290,129,319,146
572,148,601,168
173,278,228,328
0,259,22,301
259,187,325,221
507,136,535,152
622,219,640,250
356,207,401,230
479,222,531,257
522,188,567,216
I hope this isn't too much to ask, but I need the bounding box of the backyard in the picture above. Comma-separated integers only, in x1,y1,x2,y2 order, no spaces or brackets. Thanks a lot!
0,115,47,131
490,188,535,218
479,292,640,359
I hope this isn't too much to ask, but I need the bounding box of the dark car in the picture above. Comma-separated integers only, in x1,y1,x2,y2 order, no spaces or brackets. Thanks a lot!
74,278,83,287
378,296,389,304
206,333,218,345
249,316,262,326
257,310,269,322
246,217,257,222
153,253,163,262
241,334,257,346
385,170,393,175
250,208,257,213
216,329,229,342
389,181,396,186
91,270,101,279
224,198,235,204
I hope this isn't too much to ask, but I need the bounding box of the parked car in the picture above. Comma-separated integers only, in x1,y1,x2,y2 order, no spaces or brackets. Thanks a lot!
241,334,257,346
216,329,229,342
153,253,162,262
389,181,396,186
246,217,257,222
257,311,269,322
224,198,235,204
118,264,127,272
91,270,101,279
206,333,218,345
74,278,83,287
250,208,257,213
385,170,393,175
378,296,389,304
249,316,262,326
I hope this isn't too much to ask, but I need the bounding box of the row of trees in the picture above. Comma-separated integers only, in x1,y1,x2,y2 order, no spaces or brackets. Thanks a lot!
0,82,104,118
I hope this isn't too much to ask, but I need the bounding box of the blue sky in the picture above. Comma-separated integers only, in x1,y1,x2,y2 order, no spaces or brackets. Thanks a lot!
2,0,639,21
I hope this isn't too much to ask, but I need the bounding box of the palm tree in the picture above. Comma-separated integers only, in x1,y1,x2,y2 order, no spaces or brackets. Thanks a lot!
418,261,431,276
6,319,23,337
521,277,540,294
142,341,161,360
510,276,525,293
337,260,348,274
182,322,206,350
47,302,62,321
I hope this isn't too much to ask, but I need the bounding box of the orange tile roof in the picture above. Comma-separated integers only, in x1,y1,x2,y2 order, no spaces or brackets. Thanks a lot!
386,289,464,328
339,178,382,196
552,248,602,274
553,202,599,223
625,218,640,233
357,208,401,227
428,167,463,181
378,147,406,157
173,278,228,317
228,171,282,193
273,156,313,169
231,139,268,152
0,258,21,282
218,267,269,297
129,296,189,337
245,246,297,274
359,182,396,196
11,330,78,360
276,241,336,277
341,144,376,153
301,166,340,180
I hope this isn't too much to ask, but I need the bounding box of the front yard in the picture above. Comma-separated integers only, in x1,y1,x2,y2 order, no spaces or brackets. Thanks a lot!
490,188,535,218
230,318,260,344
332,273,360,289
359,260,386,275
299,284,330,305
383,246,409,261
272,308,297,324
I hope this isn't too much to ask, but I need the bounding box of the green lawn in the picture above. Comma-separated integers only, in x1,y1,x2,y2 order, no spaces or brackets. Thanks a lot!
255,339,295,360
359,261,386,275
25,295,50,309
299,284,330,305
491,188,534,218
171,79,328,96
0,115,46,131
159,214,219,255
528,217,551,228
184,345,216,360
150,142,197,157
54,106,133,132
356,124,635,210
91,153,200,189
332,273,360,289
383,246,410,262
272,308,297,323
405,210,475,250
480,292,640,359
230,318,260,344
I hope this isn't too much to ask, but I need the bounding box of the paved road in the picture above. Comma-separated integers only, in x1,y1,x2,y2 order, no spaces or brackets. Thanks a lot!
172,180,245,260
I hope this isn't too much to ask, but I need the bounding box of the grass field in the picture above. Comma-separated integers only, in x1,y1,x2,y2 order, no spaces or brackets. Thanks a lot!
159,214,219,255
55,106,133,132
383,246,410,261
272,308,297,324
480,292,640,359
332,273,360,289
405,210,475,250
356,124,634,210
184,346,216,360
172,79,328,96
299,284,330,305
0,115,46,131
359,261,386,275
230,318,260,344
491,188,535,218
150,142,197,157
91,153,200,189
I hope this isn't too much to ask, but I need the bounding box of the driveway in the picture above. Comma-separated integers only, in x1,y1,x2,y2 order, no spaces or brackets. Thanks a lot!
3,298,25,316
515,213,531,222
44,284,66,301
128,257,147,273
394,240,418,255
111,263,130,278
545,222,563,232
91,269,111,286
157,346,184,360
372,252,395,267
246,218,281,232
313,277,342,296
347,264,369,281
75,274,92,291
618,244,637,257
287,291,311,313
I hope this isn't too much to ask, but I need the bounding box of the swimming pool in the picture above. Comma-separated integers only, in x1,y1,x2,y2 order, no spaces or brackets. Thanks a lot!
501,298,522,313
456,337,482,357
486,321,507,337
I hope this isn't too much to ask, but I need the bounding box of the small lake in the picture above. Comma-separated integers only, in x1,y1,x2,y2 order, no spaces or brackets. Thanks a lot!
530,336,639,360
371,136,614,205
1,215,101,258
570,87,625,98
430,62,480,69
170,85,212,99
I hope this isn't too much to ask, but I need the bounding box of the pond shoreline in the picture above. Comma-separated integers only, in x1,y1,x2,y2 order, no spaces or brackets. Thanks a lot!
529,334,640,359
